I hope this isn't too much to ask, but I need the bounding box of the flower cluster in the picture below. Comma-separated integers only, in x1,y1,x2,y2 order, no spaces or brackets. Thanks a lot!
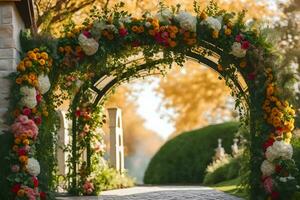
230,34,250,58
8,49,52,199
260,69,298,199
83,180,94,195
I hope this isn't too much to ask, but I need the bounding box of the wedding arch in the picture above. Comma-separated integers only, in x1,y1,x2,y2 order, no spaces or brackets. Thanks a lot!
3,2,299,200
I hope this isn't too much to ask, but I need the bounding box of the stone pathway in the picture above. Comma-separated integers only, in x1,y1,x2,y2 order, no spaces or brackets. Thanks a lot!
57,186,243,200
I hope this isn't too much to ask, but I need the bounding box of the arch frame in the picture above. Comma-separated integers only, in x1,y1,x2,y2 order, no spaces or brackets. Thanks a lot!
2,3,299,200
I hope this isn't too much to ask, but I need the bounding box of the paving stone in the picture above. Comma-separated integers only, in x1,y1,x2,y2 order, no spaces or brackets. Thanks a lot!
57,186,244,200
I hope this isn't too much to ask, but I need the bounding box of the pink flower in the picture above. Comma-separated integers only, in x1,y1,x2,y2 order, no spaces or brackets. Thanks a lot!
11,184,21,193
263,176,274,194
119,28,128,37
11,115,39,139
11,165,20,173
23,107,31,116
235,34,244,42
241,41,250,49
82,30,92,38
83,180,94,195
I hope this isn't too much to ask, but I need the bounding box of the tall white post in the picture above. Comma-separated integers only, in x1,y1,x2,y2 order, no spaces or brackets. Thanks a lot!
107,107,125,173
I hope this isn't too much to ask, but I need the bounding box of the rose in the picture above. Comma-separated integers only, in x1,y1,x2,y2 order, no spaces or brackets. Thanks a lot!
263,176,274,193
26,158,40,177
40,191,46,200
23,107,31,116
34,116,42,125
205,17,222,31
265,140,293,162
261,160,275,176
175,11,197,32
18,148,27,156
241,41,250,49
155,8,173,24
119,28,128,37
230,42,247,58
38,74,51,94
32,176,39,187
11,184,21,193
36,94,42,103
78,33,99,56
11,115,39,139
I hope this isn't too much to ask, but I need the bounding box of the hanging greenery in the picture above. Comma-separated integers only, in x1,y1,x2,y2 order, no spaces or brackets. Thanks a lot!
2,1,299,200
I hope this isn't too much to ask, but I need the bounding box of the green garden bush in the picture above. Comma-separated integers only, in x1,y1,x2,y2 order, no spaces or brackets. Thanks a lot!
144,122,240,184
203,156,242,185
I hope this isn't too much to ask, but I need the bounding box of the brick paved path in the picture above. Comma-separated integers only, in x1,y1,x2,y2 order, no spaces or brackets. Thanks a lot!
57,186,243,200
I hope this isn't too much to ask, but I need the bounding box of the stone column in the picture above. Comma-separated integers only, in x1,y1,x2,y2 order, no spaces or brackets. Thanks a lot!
57,110,70,176
107,108,125,173
0,2,25,133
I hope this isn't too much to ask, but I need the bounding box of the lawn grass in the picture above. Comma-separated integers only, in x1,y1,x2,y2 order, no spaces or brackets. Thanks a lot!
211,177,248,199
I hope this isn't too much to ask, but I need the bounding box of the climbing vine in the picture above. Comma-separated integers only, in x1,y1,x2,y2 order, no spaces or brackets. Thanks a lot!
1,1,299,200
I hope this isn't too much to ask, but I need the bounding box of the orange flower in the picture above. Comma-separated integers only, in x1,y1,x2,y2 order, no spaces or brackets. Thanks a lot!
20,133,27,140
17,189,25,197
131,26,139,32
183,31,190,38
159,26,166,32
25,60,33,68
39,59,46,65
224,28,232,36
28,52,37,60
58,47,65,53
33,48,39,53
41,52,49,60
33,80,39,87
22,74,29,81
239,61,247,68
138,26,145,33
169,33,176,39
64,46,72,54
169,40,177,48
76,46,82,53
13,109,20,117
43,111,49,117
23,139,30,145
14,138,21,144
19,155,28,163
212,30,219,39
36,53,41,59
227,22,233,28
16,78,22,84
67,32,75,38
28,73,37,80
187,38,196,46
148,30,156,36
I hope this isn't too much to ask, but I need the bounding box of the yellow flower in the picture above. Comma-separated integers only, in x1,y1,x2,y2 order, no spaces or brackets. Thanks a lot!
28,52,37,60
138,26,145,33
131,26,139,33
36,53,41,59
25,60,33,68
227,22,233,28
285,132,292,139
41,52,49,60
39,59,46,66
23,139,30,145
224,28,232,36
212,30,219,39
15,78,23,85
14,138,21,144
33,48,39,53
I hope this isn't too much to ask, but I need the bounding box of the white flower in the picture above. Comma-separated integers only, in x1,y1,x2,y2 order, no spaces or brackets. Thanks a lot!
78,33,99,56
38,74,51,94
145,21,152,28
120,16,132,24
155,8,173,24
206,17,222,31
265,141,293,162
105,24,118,34
26,158,40,177
75,80,83,88
175,11,197,32
20,86,37,108
261,160,275,176
230,42,247,58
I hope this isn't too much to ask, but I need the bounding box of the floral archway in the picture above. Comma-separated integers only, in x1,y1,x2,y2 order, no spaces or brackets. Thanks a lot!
2,2,299,200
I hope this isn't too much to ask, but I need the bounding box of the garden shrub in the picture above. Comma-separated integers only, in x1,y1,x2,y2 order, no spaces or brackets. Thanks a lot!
144,122,239,184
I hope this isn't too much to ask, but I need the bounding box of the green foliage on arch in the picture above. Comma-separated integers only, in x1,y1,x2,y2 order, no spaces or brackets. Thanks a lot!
1,1,299,200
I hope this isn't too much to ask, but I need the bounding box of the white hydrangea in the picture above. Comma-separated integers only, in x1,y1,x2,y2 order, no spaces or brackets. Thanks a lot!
175,11,197,32
20,86,37,108
78,33,99,56
261,160,275,176
26,158,40,177
230,42,247,58
205,17,222,31
38,74,51,94
155,8,173,24
265,141,293,162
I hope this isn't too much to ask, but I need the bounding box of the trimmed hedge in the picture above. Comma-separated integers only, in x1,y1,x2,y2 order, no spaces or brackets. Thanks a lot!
144,122,239,184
